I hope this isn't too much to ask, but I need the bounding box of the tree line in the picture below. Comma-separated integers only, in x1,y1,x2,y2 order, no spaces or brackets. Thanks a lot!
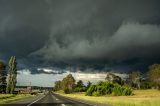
54,63,160,96
99,64,160,90
0,56,17,94
53,73,133,96
123,64,160,90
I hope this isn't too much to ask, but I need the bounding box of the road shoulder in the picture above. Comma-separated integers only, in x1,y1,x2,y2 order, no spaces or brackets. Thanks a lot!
54,93,110,106
8,94,45,105
0,94,33,104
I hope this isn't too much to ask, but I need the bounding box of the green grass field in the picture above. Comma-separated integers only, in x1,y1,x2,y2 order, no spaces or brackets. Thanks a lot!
58,89,160,106
0,94,33,104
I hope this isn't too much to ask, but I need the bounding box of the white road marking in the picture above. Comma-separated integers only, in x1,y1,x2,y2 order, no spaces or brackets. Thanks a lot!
53,93,95,106
54,93,95,106
26,96,45,106
51,93,59,101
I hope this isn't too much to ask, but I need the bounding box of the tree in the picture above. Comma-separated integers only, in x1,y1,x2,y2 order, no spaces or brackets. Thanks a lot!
149,64,160,89
76,80,84,87
0,61,6,93
128,71,141,89
6,56,17,94
74,80,86,92
140,78,151,89
61,74,75,91
54,80,62,91
105,73,122,85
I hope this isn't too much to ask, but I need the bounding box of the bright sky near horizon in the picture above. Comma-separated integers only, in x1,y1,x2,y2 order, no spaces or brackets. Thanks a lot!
17,69,127,87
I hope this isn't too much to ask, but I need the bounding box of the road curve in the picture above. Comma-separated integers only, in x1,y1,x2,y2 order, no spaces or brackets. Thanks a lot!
0,92,93,106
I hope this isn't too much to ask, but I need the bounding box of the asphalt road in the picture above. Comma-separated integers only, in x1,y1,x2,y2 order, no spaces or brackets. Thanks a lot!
0,92,93,106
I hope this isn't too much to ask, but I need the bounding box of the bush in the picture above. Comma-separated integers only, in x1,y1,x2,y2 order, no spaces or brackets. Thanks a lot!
92,91,100,96
112,84,133,96
104,81,114,94
140,81,152,89
74,87,81,92
74,87,86,92
112,84,123,96
86,85,96,96
86,81,133,96
96,82,112,95
122,87,133,96
64,88,72,94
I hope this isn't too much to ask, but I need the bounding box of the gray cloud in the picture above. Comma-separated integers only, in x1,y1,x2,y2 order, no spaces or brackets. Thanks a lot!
30,22,160,69
0,0,160,73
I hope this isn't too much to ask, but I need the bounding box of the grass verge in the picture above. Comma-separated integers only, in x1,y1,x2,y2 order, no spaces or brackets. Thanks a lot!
57,89,160,106
0,94,33,104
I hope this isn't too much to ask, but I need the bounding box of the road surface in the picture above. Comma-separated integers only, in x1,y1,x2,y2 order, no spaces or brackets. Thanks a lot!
0,92,93,106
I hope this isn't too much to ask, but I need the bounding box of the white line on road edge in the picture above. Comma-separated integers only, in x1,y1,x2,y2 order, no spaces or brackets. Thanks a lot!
51,93,59,101
61,104,66,106
26,95,45,106
53,93,96,106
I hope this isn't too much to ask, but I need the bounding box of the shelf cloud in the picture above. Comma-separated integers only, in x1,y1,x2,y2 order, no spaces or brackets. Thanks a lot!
0,0,160,73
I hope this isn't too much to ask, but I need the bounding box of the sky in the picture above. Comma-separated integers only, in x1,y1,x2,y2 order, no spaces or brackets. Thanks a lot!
0,0,160,86
17,68,127,87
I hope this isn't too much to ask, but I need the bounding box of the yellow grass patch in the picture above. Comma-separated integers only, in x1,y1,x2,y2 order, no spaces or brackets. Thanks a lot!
0,94,33,104
58,90,160,106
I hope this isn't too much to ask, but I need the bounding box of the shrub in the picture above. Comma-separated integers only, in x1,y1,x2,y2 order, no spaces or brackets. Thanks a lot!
86,81,133,96
86,85,96,96
140,81,151,89
74,87,81,92
112,84,122,96
112,84,133,96
92,91,100,96
64,88,72,94
104,81,114,94
122,87,133,96
74,87,86,92
96,82,113,95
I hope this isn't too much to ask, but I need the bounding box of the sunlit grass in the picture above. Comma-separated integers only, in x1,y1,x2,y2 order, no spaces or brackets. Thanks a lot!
0,94,33,104
57,89,160,106
0,94,15,99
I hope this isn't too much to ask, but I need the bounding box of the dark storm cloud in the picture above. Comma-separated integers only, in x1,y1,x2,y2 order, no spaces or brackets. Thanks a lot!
0,0,52,53
0,0,160,73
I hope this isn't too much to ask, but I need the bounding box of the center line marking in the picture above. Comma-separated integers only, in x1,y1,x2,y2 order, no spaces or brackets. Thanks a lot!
61,104,65,106
27,96,45,106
